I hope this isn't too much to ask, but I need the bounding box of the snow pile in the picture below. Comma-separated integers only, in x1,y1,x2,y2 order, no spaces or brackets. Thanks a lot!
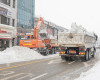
70,23,94,37
70,23,86,33
0,46,58,64
75,60,100,80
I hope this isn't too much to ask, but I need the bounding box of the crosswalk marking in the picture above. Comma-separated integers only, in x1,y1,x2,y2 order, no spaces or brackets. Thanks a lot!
30,73,48,80
0,71,14,76
0,73,24,80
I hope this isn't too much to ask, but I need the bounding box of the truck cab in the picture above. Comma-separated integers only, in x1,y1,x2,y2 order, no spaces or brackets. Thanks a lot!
19,34,45,48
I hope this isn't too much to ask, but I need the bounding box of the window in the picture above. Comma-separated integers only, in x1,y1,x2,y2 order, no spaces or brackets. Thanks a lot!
7,0,10,6
31,35,34,39
1,15,10,25
7,18,10,25
27,36,30,39
25,36,30,39
13,0,15,8
1,15,7,25
12,19,15,27
0,0,10,6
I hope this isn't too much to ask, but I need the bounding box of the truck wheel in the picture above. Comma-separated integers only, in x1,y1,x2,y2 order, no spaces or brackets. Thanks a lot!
45,49,49,56
68,57,73,61
92,48,96,57
43,49,49,56
92,51,95,57
61,56,66,60
61,56,69,61
88,49,91,60
85,50,89,61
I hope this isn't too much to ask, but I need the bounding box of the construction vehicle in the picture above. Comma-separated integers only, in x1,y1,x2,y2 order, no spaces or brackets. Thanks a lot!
19,17,59,55
58,23,98,61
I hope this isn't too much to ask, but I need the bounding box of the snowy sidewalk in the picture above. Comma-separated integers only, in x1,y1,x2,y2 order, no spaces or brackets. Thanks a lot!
75,49,100,80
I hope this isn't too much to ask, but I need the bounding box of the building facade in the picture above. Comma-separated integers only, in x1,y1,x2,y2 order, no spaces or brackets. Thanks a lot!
17,0,35,45
34,17,58,38
34,17,68,40
0,0,17,50
17,0,35,34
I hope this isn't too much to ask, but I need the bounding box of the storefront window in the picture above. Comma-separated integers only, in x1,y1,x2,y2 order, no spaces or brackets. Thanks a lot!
0,39,9,51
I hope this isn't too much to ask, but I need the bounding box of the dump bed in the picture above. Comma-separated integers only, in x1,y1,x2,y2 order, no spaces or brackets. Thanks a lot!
58,32,95,48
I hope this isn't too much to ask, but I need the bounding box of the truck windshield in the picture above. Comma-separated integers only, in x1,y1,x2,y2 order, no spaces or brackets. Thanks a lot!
25,36,30,39
32,35,34,39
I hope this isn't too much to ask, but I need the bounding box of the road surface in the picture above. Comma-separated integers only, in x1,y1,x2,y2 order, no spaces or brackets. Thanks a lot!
0,49,100,80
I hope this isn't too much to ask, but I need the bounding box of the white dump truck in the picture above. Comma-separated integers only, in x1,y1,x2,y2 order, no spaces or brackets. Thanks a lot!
58,23,97,61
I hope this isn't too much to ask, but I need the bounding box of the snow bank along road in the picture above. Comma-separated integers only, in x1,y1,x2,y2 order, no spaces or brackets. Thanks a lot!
0,46,59,64
0,49,100,80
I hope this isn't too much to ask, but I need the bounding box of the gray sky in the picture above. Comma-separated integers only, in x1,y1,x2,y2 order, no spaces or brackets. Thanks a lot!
35,0,100,36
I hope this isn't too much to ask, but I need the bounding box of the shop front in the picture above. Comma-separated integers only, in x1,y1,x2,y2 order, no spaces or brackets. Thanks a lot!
0,24,16,50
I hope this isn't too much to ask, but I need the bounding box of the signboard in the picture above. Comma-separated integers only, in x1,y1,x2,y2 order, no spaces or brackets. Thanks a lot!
0,6,8,16
0,6,12,17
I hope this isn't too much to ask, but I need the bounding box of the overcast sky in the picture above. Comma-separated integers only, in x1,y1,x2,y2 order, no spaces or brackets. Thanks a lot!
35,0,100,36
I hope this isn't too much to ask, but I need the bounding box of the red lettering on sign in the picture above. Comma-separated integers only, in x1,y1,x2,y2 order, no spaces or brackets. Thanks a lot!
0,29,7,33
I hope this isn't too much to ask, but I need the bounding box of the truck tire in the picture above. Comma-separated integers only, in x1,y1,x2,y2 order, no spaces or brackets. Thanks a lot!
85,50,89,61
88,49,91,60
92,51,95,57
61,56,69,61
61,56,66,60
92,48,96,57
45,49,49,56
43,49,49,56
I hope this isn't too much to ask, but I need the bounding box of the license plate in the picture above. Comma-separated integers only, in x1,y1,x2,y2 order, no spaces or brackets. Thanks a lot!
69,50,76,54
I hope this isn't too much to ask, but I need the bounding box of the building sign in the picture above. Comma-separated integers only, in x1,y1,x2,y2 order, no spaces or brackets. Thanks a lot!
0,6,12,17
0,29,7,33
0,29,13,35
0,6,8,16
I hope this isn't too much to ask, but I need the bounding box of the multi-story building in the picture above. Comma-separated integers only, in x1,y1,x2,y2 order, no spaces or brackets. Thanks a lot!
17,0,35,44
0,0,17,50
34,17,58,38
55,25,68,32
34,17,68,40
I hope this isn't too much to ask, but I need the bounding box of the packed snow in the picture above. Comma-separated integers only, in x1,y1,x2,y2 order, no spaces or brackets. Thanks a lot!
0,46,59,64
75,55,100,80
